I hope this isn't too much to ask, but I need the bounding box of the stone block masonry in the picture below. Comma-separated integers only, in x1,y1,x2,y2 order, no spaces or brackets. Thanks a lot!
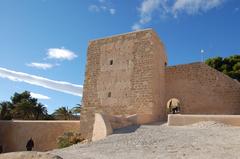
165,62,240,115
80,29,167,139
80,28,240,140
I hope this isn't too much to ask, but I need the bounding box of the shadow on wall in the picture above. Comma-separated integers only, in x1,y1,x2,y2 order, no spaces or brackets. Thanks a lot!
113,125,140,134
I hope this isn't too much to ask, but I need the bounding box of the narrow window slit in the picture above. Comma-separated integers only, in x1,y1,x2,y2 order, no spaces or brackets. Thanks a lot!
108,92,111,97
110,60,113,65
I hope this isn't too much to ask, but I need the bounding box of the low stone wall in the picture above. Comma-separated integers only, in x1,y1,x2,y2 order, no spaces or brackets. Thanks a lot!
0,120,80,153
168,114,240,126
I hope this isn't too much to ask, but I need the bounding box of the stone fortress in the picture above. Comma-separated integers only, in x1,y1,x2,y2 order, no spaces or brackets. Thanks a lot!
80,28,240,140
1,29,240,152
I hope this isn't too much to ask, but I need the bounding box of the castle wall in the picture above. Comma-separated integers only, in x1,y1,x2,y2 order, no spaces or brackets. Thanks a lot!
81,29,240,140
165,63,240,115
81,29,167,135
0,120,80,152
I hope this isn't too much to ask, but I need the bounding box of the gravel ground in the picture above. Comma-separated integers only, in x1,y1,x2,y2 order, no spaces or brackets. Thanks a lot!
50,121,240,159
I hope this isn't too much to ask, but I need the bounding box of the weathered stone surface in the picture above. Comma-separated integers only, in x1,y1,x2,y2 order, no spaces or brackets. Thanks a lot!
0,151,62,159
92,113,113,141
79,107,95,141
81,29,167,139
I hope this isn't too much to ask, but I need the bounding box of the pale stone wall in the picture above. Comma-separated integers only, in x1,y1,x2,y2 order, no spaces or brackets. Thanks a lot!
0,120,80,152
168,114,240,126
81,29,167,138
165,62,240,116
151,32,167,121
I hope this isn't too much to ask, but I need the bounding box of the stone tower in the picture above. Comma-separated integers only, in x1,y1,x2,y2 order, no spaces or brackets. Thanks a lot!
80,29,167,139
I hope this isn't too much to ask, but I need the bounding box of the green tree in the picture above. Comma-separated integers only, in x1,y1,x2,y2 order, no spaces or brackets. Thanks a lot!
0,91,48,120
12,99,36,119
53,106,74,120
205,55,240,81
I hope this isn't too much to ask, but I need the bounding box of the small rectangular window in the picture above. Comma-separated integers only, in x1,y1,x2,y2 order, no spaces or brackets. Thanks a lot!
108,92,111,97
110,60,113,65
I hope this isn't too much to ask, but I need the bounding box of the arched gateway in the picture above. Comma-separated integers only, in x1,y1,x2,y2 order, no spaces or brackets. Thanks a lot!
167,98,180,114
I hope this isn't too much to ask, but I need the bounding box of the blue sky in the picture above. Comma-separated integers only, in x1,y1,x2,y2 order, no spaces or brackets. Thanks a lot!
0,0,239,113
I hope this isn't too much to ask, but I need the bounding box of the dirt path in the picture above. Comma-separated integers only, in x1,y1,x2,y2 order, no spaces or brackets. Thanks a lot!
50,122,240,159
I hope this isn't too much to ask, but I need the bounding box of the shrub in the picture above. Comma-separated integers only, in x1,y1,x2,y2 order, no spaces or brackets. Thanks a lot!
57,132,85,148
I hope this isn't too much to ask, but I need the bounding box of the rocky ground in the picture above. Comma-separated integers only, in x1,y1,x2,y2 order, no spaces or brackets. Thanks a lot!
49,121,240,159
0,151,62,159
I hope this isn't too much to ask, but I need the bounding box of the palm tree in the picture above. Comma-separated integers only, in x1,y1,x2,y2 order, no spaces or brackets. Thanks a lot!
13,100,36,119
34,103,48,120
0,101,13,120
53,107,74,120
71,104,82,115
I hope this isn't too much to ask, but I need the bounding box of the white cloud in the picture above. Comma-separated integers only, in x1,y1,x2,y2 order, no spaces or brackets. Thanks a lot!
30,92,50,100
89,0,116,15
139,0,161,24
132,0,226,30
26,62,54,70
0,67,83,97
89,5,100,12
109,8,116,15
172,0,225,16
47,48,77,60
132,0,167,30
